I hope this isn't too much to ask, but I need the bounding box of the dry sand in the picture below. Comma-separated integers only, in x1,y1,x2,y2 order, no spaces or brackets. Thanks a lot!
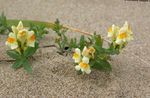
0,0,150,97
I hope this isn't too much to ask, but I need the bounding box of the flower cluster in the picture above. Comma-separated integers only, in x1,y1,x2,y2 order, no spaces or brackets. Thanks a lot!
5,21,37,73
107,21,133,46
73,46,95,74
5,21,36,53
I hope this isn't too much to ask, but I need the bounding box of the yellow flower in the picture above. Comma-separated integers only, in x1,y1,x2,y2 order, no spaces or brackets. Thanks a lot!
12,21,24,34
17,21,24,31
13,21,28,44
73,48,81,63
6,21,36,51
17,29,28,44
115,21,133,44
27,31,36,47
82,46,95,58
13,21,36,47
75,56,91,74
5,33,18,49
107,24,120,38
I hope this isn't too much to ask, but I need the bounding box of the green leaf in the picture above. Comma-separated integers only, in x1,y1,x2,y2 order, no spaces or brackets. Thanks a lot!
24,42,39,57
23,59,32,73
87,37,93,45
106,43,120,55
92,59,112,71
91,34,104,54
94,45,105,53
68,38,77,50
52,19,62,35
94,34,103,49
12,59,23,69
61,34,68,49
7,50,21,59
79,35,85,50
98,53,109,60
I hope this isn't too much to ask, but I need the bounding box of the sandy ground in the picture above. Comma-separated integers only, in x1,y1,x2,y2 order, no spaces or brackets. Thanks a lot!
0,0,150,97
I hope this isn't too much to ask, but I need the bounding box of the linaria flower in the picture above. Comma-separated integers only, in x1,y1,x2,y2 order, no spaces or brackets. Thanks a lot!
72,48,81,63
82,46,95,58
6,21,36,51
107,24,120,38
27,31,36,47
12,21,24,34
75,56,91,74
17,29,28,44
115,21,133,44
5,32,18,49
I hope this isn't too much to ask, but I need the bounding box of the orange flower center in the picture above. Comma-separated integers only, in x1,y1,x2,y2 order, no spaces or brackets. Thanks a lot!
7,37,15,43
118,32,127,39
30,34,35,41
79,62,89,69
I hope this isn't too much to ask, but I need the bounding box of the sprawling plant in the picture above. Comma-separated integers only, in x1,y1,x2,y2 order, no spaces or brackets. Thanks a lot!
0,14,133,74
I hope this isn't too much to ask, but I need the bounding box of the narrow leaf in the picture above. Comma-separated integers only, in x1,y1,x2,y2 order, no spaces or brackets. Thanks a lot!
79,35,85,50
24,42,39,57
7,50,21,59
12,59,23,69
23,59,32,73
92,59,112,71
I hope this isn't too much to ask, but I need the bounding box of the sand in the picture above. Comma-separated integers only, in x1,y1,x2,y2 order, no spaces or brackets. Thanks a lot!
0,0,150,97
